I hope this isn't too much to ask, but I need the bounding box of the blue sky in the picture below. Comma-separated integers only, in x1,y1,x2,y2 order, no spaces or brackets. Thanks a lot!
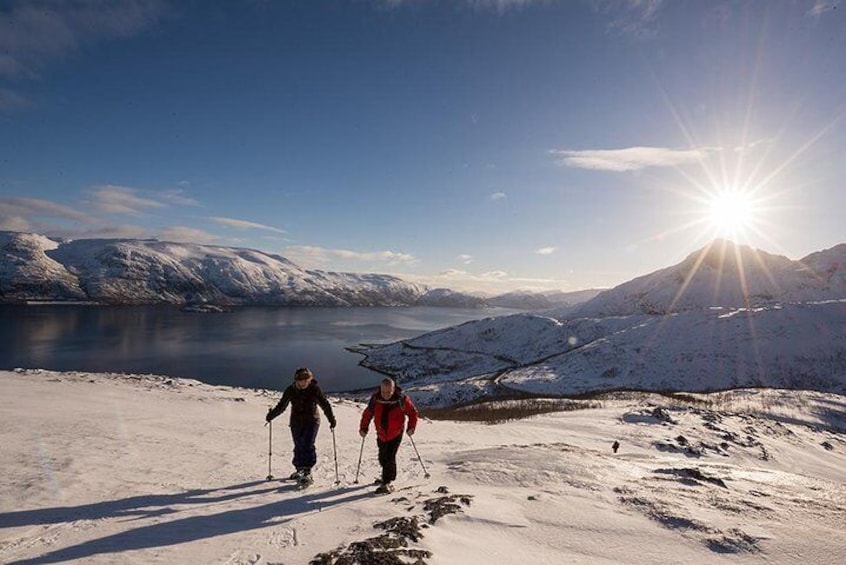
1,0,845,293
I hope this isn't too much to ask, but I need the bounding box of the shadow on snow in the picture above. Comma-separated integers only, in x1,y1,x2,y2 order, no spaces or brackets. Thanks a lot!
2,480,374,564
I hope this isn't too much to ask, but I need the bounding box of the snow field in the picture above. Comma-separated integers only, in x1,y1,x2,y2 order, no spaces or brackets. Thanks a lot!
1,369,844,564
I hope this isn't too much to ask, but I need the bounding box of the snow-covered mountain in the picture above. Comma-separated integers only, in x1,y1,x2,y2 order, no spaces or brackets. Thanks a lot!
570,239,846,317
356,240,846,406
0,232,426,306
417,288,488,308
488,288,604,310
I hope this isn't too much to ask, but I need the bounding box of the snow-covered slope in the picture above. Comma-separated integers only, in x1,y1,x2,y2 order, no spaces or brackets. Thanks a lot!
0,232,426,306
357,240,846,406
1,369,843,564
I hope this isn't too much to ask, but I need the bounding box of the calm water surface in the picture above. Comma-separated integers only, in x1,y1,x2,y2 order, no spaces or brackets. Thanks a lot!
0,305,517,392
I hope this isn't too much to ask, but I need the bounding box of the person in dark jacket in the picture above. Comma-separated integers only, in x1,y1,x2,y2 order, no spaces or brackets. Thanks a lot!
266,367,336,484
359,377,418,494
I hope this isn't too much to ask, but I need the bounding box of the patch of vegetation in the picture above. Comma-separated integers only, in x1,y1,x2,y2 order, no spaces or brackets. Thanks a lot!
421,398,602,424
311,489,472,565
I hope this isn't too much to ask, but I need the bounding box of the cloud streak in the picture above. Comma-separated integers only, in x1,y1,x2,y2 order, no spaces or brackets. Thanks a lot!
0,87,32,110
0,196,98,232
0,0,168,112
550,146,709,172
807,0,839,17
284,245,418,267
159,226,220,244
86,185,167,216
427,267,570,294
590,0,665,38
210,216,287,234
0,0,168,80
380,0,541,12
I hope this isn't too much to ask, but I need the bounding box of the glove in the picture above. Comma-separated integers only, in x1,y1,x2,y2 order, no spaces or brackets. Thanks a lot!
407,428,415,437
329,418,337,429
359,429,367,438
265,408,273,423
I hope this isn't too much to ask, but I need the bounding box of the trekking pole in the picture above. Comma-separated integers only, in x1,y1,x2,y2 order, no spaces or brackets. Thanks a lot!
331,428,340,486
408,434,430,479
266,419,274,481
353,435,365,484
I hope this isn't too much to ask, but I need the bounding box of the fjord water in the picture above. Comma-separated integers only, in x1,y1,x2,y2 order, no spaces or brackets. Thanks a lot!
0,305,517,392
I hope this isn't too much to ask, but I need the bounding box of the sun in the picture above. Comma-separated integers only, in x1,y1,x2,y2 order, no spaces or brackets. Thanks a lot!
705,189,757,239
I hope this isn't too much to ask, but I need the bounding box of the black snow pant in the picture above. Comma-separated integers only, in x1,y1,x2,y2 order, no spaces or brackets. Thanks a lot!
377,433,403,484
291,420,319,471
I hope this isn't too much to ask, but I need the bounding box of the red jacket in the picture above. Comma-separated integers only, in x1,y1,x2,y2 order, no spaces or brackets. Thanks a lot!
360,389,418,442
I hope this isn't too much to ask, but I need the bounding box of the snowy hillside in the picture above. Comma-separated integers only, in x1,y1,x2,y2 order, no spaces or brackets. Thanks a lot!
1,369,843,564
0,232,426,306
357,240,846,406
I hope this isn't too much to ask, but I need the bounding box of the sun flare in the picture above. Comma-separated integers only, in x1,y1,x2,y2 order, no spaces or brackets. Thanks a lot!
706,189,757,238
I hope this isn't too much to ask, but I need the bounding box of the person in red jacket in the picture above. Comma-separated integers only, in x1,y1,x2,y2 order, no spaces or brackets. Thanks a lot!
359,377,418,494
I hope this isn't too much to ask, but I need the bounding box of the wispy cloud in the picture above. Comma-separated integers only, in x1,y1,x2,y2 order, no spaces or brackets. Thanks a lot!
467,0,542,12
0,0,168,112
160,189,201,207
535,247,556,255
0,196,98,233
550,146,709,172
733,138,775,154
0,87,32,110
210,216,287,234
86,185,167,216
590,0,665,38
283,245,418,267
435,268,508,281
439,268,471,277
69,224,149,240
427,267,570,294
481,270,509,279
0,215,31,232
380,0,541,12
458,254,474,264
0,196,154,239
807,0,839,17
490,192,507,201
0,0,168,80
159,226,220,244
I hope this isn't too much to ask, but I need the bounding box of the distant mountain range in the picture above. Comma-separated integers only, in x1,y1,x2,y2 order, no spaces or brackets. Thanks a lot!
0,231,596,309
354,239,846,406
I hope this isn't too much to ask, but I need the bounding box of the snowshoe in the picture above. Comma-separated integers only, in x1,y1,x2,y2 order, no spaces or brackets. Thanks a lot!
374,483,394,495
